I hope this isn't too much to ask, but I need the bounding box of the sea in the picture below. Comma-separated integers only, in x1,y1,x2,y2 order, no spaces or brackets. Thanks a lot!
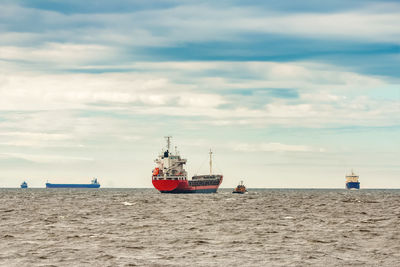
0,188,399,266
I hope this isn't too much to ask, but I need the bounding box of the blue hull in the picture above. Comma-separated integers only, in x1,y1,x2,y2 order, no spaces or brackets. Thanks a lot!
161,188,218,194
20,185,28,189
46,183,100,188
346,182,360,190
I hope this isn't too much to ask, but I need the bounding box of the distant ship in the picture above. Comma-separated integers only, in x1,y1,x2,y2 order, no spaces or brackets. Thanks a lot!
152,136,223,193
345,170,360,190
20,181,28,189
232,181,247,194
46,178,100,188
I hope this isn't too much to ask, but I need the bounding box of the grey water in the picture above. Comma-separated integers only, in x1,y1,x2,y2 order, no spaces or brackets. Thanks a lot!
1,188,399,266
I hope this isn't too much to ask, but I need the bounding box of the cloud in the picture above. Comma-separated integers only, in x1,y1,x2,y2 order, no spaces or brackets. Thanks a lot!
0,61,397,130
0,152,93,163
0,132,70,140
0,131,78,148
233,142,321,152
0,43,119,67
1,2,399,79
0,1,399,188
2,2,400,48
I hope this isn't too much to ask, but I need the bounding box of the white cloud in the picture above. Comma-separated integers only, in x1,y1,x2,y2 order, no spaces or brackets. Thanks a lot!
233,142,319,152
178,93,226,108
1,2,399,54
0,61,397,129
0,132,70,140
238,10,400,43
0,43,118,66
111,3,400,45
0,152,93,163
0,132,73,147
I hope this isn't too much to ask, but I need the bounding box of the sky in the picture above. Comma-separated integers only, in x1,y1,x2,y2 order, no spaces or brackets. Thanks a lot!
0,0,399,188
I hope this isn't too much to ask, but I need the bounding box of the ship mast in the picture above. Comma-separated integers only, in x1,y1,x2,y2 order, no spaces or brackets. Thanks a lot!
164,136,172,151
164,136,172,176
209,149,213,175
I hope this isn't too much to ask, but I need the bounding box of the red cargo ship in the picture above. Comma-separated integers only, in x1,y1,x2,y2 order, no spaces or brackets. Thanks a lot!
152,137,223,193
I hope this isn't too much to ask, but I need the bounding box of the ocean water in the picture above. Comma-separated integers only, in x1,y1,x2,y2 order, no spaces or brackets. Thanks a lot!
0,188,399,266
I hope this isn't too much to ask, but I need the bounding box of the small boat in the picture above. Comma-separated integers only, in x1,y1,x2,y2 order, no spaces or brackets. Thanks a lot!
20,181,28,189
346,170,360,190
232,181,247,194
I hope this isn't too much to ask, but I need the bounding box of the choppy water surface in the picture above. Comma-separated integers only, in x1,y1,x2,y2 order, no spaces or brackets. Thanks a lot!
1,189,399,266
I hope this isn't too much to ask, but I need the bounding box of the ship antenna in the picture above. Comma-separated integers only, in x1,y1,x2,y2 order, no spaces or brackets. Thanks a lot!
164,136,172,151
209,148,213,175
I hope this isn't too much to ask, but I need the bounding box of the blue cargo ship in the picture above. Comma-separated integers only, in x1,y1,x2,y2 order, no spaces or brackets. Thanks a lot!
20,181,28,189
345,170,360,190
46,178,100,188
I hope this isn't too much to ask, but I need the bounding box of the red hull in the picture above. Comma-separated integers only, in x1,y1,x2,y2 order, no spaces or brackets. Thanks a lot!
152,178,222,193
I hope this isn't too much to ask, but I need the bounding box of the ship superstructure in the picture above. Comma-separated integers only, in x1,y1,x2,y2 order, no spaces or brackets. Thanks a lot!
345,170,360,190
152,137,223,193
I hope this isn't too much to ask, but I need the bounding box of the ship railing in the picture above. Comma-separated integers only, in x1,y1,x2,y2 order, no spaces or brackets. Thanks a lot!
153,176,186,181
192,174,222,180
188,179,220,186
